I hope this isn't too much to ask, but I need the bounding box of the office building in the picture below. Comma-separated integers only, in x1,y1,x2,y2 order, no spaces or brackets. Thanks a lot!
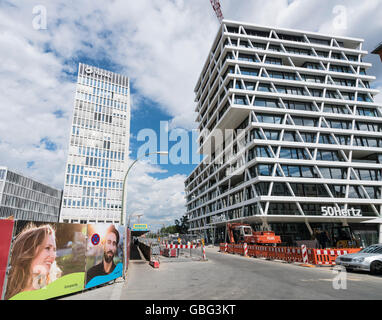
185,20,382,246
0,167,62,222
60,63,130,224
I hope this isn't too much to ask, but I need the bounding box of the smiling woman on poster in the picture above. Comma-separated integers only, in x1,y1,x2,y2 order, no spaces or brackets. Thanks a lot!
4,224,62,300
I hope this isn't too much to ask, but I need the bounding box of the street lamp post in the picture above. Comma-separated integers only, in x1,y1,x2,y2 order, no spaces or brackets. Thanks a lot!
121,151,168,226
127,213,143,229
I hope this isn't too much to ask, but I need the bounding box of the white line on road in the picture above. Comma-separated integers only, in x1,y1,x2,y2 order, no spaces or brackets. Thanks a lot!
300,278,363,282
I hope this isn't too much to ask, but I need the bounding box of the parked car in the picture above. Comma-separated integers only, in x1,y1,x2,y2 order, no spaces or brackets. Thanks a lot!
335,244,382,275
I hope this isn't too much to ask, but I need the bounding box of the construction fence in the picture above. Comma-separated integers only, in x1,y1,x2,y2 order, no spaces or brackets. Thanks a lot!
160,244,206,261
136,238,207,262
0,219,131,300
219,243,361,266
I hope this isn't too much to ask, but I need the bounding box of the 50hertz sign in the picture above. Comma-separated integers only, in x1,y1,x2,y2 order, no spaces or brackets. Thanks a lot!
321,206,362,217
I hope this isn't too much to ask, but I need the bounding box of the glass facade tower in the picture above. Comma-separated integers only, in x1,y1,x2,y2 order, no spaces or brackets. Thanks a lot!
60,63,130,224
185,20,382,245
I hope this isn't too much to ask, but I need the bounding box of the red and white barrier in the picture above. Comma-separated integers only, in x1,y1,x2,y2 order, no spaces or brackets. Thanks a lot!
301,245,308,264
162,248,178,257
165,244,197,249
202,245,206,260
219,243,361,266
244,243,248,257
315,249,352,265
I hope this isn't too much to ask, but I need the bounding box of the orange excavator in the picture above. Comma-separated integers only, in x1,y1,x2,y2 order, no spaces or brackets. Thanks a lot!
227,223,281,245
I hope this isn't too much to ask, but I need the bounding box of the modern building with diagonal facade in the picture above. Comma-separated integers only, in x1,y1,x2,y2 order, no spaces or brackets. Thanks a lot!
185,20,382,246
60,63,130,225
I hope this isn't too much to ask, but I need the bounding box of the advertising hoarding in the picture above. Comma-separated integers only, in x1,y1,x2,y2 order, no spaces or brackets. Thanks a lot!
4,221,87,300
0,220,14,300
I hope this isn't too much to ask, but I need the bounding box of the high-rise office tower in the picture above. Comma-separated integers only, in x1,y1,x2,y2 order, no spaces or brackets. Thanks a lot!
60,63,130,224
185,20,382,245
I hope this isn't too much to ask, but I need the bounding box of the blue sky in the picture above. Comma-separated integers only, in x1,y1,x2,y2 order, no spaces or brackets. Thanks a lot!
128,96,200,180
1,0,382,230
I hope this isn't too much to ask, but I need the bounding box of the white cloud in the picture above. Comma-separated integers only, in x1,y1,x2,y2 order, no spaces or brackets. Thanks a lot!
124,160,186,230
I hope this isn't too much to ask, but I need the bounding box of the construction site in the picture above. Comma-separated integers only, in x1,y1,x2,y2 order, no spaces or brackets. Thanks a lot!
60,236,382,301
103,0,382,286
1,0,382,306
185,1,382,254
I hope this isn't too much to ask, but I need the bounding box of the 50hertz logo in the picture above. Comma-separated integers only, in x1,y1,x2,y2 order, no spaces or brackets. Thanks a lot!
85,67,112,78
321,206,362,217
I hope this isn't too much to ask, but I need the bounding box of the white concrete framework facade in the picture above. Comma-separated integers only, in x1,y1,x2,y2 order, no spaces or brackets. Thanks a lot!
0,167,62,222
185,20,382,245
60,63,130,224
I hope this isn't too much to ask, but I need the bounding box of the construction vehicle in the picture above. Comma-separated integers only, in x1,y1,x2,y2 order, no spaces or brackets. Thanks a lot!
327,226,361,248
226,223,281,245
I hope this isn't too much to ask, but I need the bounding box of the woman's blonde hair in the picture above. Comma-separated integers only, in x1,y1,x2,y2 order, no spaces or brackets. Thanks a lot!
5,223,56,300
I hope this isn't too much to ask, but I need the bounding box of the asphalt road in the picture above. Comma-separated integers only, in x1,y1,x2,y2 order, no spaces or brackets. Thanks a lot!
61,246,382,300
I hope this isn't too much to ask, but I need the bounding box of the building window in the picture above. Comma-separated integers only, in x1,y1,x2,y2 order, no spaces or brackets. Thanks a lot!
279,148,310,160
254,98,280,108
268,203,299,215
265,57,282,65
316,150,343,162
256,113,283,124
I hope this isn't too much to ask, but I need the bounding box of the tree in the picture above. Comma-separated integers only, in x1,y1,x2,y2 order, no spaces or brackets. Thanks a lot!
175,215,189,234
159,225,177,235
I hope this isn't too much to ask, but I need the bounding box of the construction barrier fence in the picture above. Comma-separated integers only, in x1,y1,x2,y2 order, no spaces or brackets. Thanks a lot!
219,243,361,265
155,242,206,261
0,219,131,300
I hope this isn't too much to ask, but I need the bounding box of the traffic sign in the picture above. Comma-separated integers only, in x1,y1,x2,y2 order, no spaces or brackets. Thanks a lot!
91,233,100,245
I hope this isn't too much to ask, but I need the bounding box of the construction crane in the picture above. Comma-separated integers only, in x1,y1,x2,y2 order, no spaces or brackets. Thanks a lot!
210,0,224,23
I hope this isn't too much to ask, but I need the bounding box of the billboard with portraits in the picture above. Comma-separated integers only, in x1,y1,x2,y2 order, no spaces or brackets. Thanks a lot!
4,221,87,300
0,220,14,300
85,224,125,289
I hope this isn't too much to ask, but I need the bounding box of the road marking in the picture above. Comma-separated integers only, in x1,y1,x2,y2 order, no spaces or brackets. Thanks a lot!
300,278,363,282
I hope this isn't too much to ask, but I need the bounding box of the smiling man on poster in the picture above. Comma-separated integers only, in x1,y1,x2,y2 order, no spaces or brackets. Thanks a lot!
86,225,120,286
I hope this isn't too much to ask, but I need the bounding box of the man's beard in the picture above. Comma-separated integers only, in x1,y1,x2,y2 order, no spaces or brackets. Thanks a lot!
104,251,114,263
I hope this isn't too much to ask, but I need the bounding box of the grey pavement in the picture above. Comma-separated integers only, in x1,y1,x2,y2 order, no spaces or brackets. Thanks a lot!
61,246,382,300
